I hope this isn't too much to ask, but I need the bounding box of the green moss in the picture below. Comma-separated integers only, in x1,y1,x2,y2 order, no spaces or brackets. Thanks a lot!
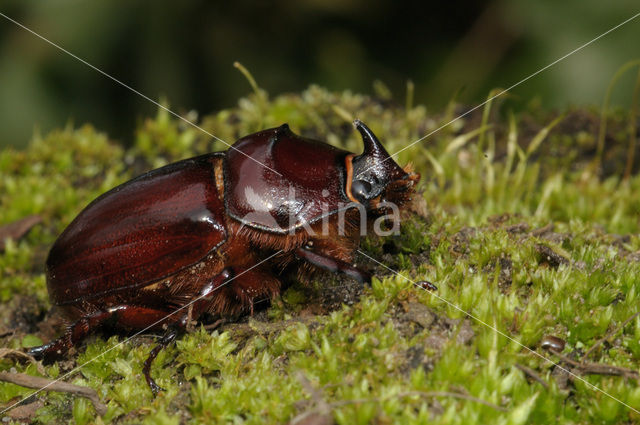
2,86,640,424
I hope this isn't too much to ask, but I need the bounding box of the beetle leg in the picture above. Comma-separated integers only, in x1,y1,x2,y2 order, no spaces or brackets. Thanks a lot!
28,310,114,360
239,287,256,316
295,247,371,284
142,268,232,395
143,323,181,396
188,268,233,318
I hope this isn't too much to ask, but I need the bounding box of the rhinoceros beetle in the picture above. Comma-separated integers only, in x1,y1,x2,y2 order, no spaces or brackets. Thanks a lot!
29,120,421,393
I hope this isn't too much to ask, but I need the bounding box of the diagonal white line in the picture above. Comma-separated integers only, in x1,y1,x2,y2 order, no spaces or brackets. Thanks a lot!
0,12,282,177
357,11,640,177
2,5,639,418
357,249,640,414
0,250,283,416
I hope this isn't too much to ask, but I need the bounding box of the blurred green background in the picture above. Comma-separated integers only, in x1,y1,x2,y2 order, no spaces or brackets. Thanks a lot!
0,0,638,148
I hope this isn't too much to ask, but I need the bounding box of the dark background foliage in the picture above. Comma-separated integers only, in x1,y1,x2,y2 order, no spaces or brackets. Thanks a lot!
0,0,638,147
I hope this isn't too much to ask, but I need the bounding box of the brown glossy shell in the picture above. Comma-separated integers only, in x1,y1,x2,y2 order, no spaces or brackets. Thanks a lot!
224,124,354,233
46,154,227,305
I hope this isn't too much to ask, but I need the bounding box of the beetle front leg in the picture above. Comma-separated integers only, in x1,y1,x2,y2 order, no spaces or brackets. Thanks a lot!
295,247,371,284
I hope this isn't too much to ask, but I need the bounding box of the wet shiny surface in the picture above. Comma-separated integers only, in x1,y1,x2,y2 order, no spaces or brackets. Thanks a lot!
225,124,352,232
47,154,227,305
540,335,566,352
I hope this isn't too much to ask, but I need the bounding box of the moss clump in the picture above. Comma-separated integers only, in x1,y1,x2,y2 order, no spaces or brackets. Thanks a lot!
2,85,640,424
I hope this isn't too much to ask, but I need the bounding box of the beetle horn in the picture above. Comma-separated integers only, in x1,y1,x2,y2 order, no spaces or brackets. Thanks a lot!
351,119,404,179
348,119,409,204
353,119,392,162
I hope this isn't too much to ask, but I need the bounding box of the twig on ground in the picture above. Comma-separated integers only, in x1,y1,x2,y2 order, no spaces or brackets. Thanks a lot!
515,363,549,389
582,311,640,360
0,371,107,415
551,349,639,379
297,373,331,411
530,223,554,237
289,373,332,425
203,318,227,331
0,348,46,375
0,215,42,251
2,399,43,422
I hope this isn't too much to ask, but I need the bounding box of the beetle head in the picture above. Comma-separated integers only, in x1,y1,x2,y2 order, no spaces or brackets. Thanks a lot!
346,120,420,211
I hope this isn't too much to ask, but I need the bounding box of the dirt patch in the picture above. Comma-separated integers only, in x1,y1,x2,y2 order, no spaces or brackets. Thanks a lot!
401,302,436,329
535,244,570,269
317,277,365,312
450,227,477,256
392,300,476,376
0,295,48,339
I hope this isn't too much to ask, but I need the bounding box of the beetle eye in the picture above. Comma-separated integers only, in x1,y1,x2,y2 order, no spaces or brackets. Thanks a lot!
351,179,372,202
